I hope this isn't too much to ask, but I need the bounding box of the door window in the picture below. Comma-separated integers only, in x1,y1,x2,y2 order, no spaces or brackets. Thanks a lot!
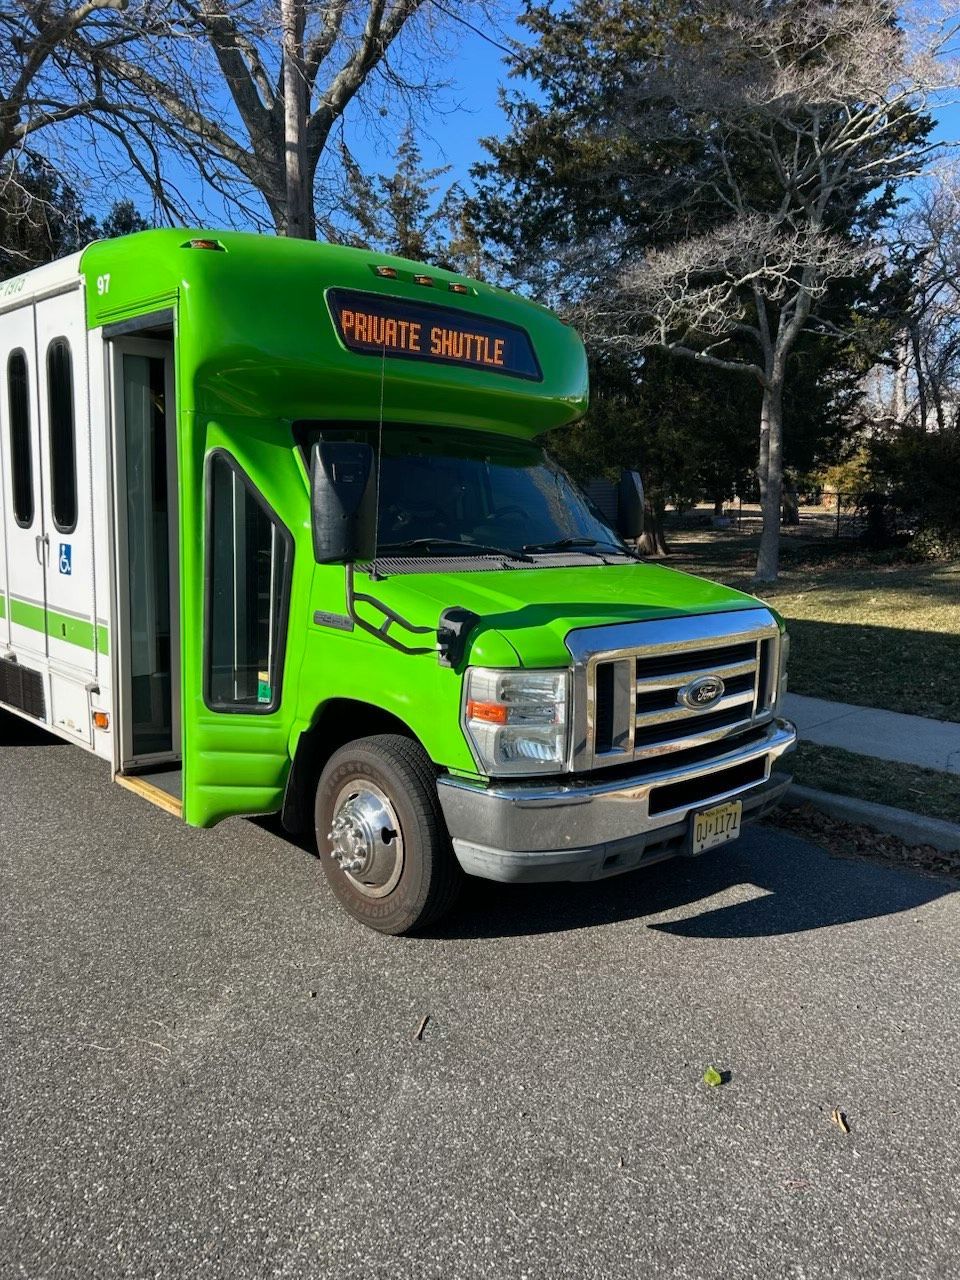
46,338,77,533
7,351,33,527
205,453,292,713
123,353,173,757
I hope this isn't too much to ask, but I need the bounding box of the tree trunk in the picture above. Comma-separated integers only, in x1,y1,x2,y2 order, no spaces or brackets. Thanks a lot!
754,379,784,583
638,500,669,556
280,0,313,239
893,332,911,426
909,321,928,431
756,407,770,511
713,494,724,516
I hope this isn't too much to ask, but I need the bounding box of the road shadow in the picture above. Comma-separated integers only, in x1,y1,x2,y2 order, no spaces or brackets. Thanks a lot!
0,709,66,747
426,825,955,942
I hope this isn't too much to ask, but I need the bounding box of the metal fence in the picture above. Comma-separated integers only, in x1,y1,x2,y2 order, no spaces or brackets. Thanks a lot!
724,490,913,542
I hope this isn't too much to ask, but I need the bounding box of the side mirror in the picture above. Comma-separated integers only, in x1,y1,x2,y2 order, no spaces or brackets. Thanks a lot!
311,441,377,564
617,469,645,539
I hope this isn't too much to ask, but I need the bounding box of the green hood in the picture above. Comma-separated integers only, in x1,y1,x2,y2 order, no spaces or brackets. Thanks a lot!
363,560,766,668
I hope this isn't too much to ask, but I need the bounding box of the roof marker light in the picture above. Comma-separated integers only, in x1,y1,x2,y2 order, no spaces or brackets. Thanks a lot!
448,282,470,295
414,274,434,287
185,238,225,251
374,265,398,278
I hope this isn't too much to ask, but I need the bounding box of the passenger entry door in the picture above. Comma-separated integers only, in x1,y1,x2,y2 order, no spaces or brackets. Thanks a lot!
110,339,180,769
34,294,97,681
0,309,47,667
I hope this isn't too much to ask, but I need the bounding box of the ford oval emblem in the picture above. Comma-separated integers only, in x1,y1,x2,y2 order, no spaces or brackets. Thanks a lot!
678,674,726,710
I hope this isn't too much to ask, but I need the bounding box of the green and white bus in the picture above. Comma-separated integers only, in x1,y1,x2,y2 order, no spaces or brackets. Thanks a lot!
0,230,795,933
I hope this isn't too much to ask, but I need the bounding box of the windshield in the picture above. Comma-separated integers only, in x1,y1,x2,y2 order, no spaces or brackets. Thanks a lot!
296,424,626,559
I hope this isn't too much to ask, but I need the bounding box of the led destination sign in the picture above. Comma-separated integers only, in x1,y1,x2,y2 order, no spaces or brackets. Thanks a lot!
328,289,542,381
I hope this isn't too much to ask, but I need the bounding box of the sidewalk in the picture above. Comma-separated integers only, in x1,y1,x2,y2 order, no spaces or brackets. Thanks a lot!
782,692,960,775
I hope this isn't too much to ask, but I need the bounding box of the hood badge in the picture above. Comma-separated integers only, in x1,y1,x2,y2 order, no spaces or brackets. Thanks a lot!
678,674,726,711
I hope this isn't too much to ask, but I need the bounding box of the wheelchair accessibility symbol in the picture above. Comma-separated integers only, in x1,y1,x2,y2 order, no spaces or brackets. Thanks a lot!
58,543,72,575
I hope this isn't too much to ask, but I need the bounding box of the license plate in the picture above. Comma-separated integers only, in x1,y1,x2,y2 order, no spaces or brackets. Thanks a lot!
691,800,743,854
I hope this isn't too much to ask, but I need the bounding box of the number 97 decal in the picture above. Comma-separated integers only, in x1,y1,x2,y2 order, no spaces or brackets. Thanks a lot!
97,273,111,296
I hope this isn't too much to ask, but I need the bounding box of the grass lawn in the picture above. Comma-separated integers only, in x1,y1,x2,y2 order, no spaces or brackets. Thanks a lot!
666,525,960,722
789,742,960,824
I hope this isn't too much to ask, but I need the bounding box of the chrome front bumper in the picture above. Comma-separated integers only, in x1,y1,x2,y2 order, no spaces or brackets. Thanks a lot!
436,719,797,883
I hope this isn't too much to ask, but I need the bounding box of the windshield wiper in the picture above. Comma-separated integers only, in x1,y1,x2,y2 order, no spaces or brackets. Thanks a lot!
378,537,533,562
521,537,628,556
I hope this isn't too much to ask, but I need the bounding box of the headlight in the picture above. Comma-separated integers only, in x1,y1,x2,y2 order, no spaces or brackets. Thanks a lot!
777,631,790,705
463,668,570,775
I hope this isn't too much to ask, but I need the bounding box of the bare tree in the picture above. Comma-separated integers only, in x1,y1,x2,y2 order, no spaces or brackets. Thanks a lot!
580,0,959,582
82,0,494,238
0,0,129,166
891,164,960,432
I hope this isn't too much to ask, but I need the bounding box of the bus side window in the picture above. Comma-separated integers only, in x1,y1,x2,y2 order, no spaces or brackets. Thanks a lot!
46,338,77,533
204,452,293,714
8,350,33,527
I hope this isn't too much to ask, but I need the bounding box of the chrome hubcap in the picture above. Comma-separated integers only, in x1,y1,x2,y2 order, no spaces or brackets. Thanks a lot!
328,781,404,899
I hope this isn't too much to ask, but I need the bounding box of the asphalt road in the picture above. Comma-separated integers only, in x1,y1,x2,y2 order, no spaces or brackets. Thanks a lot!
2,711,959,1280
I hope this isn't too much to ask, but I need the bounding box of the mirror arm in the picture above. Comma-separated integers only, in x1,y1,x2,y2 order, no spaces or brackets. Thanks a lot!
344,566,481,667
345,563,438,656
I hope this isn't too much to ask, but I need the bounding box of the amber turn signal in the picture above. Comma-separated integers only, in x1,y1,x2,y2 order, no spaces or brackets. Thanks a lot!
466,700,508,725
93,711,110,731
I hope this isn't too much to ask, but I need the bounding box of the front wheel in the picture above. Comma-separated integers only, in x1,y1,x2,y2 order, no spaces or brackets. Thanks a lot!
314,734,463,935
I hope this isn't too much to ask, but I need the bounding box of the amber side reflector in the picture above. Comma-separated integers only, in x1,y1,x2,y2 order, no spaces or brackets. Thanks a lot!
448,282,470,295
186,238,225,251
414,274,434,287
93,711,110,731
374,265,398,278
466,700,508,725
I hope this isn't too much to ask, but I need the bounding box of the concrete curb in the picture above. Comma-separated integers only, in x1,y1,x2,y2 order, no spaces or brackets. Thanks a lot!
786,784,960,853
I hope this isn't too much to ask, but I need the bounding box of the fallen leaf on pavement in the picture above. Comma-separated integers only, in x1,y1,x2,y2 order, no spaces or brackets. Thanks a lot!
703,1066,724,1087
830,1107,850,1134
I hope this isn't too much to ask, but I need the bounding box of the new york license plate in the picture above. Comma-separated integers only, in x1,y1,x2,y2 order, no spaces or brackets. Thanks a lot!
690,800,743,854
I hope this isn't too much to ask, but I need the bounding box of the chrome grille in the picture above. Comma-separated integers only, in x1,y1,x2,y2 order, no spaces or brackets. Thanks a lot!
567,608,782,771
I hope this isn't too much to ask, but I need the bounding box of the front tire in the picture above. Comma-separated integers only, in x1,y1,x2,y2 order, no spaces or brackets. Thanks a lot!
315,734,463,935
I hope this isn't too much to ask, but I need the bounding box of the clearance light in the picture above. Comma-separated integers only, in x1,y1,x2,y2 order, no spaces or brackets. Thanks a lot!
93,711,110,731
374,265,398,279
448,282,470,295
463,669,570,775
186,238,225,251
414,274,434,287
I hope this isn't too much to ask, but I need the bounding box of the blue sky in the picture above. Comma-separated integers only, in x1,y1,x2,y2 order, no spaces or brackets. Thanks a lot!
337,5,528,201
336,5,960,219
92,4,959,229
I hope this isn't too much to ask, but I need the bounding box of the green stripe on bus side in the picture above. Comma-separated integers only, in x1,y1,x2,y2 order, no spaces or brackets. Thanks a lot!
0,594,5,620
9,598,110,656
10,597,45,635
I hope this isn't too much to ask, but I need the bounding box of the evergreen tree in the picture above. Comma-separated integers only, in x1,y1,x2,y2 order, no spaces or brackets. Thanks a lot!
1,161,151,279
99,200,152,239
337,124,458,265
472,0,940,580
0,158,97,280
